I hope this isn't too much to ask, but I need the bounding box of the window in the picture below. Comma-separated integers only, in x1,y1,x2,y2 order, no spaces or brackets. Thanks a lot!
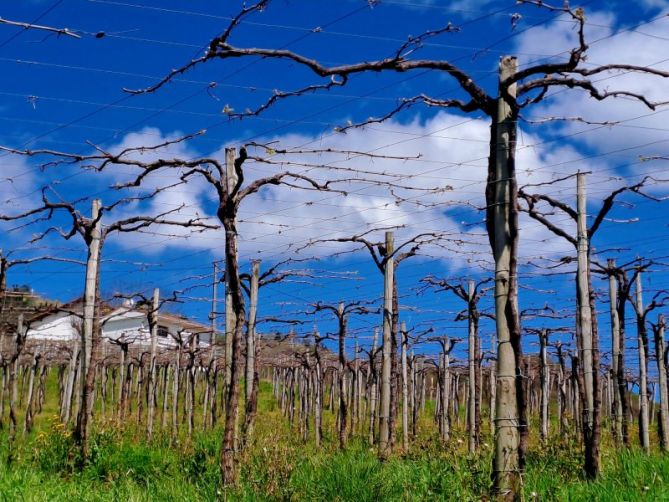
158,325,169,338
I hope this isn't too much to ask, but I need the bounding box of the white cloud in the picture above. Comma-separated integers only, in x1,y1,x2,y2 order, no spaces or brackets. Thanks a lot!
96,127,224,253
513,8,669,166
95,111,621,274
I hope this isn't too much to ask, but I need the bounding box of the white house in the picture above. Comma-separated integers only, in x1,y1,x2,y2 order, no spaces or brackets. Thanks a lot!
26,302,212,348
25,310,80,342
103,307,212,347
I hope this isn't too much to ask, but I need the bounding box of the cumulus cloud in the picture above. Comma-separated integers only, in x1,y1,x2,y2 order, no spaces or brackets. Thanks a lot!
90,127,224,253
94,110,624,274
513,7,669,168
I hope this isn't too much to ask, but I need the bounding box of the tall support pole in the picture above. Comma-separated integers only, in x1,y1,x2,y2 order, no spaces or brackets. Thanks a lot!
224,269,234,413
539,329,549,443
576,173,595,434
337,302,347,450
0,251,6,293
23,351,41,436
314,329,323,447
212,261,218,336
355,336,361,431
655,315,669,451
223,147,238,413
207,261,219,427
171,346,181,440
400,321,409,451
243,259,260,444
368,327,379,446
489,56,523,500
75,198,102,457
468,279,477,454
442,341,451,441
226,148,237,437
147,287,159,440
379,231,394,458
0,325,6,429
608,259,623,443
576,172,601,477
61,341,79,424
635,271,650,453
489,357,497,435
8,314,24,444
220,146,247,485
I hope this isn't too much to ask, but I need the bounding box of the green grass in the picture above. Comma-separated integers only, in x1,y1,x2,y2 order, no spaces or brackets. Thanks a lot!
1,379,668,501
3,425,667,501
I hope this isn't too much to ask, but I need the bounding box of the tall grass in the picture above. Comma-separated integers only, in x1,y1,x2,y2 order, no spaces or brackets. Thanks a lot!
1,379,668,501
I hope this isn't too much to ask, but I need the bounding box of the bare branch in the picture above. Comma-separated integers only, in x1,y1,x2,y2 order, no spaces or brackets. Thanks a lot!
123,4,493,116
519,77,669,110
336,94,479,132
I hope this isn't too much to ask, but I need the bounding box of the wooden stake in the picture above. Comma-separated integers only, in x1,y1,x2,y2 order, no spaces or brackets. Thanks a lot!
379,231,394,457
75,198,102,457
490,56,522,499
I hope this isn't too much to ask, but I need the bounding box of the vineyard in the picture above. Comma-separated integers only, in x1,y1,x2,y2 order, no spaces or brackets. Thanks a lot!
1,1,669,501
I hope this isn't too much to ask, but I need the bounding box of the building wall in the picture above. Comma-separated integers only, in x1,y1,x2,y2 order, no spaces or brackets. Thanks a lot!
26,309,208,348
103,313,149,345
26,313,78,342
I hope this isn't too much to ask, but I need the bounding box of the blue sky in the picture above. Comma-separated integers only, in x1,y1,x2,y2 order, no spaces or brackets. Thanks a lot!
1,0,669,370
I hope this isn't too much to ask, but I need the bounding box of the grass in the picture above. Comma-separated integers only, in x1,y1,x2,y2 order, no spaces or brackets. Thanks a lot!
1,380,668,501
